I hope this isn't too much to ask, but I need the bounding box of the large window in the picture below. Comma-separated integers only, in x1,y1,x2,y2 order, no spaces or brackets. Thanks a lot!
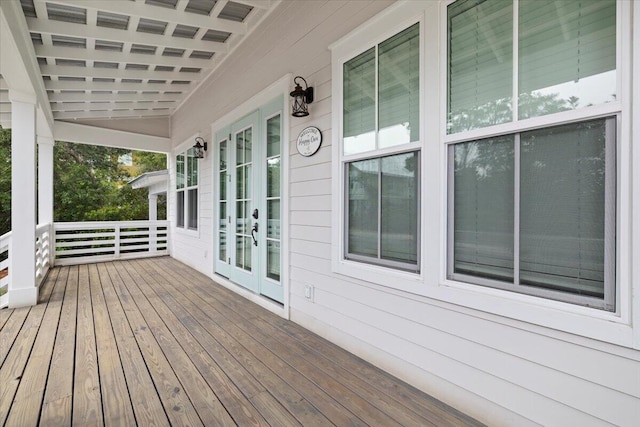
342,23,420,272
176,148,198,231
447,0,617,310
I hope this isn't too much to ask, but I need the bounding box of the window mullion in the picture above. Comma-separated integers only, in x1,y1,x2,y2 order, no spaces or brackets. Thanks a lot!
512,0,519,122
604,117,616,311
374,44,379,150
377,158,382,260
513,133,521,286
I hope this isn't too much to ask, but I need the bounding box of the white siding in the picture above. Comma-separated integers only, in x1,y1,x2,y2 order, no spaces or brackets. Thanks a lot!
170,1,640,426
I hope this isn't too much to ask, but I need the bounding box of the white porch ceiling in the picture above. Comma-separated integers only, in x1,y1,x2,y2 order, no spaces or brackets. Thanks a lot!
14,0,277,122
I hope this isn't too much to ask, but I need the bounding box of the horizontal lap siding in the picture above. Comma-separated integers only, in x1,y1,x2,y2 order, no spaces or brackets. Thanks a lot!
171,1,640,426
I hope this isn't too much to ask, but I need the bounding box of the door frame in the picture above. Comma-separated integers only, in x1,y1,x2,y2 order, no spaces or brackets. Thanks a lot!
210,74,292,319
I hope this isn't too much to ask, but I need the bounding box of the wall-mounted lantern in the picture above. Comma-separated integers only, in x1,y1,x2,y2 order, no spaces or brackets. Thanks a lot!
193,137,207,159
290,76,314,117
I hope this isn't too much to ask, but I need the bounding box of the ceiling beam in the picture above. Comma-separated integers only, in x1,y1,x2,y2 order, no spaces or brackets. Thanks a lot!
233,0,272,10
40,65,205,82
54,120,171,152
51,100,177,111
45,80,193,92
48,92,183,102
28,18,228,53
35,45,214,69
43,0,246,35
0,2,54,130
54,109,172,120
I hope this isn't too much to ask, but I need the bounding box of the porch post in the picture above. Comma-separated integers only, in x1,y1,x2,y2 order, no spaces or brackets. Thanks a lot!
37,136,54,225
9,90,38,308
149,194,158,252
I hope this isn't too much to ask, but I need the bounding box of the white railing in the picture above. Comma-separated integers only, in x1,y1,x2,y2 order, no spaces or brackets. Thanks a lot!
54,221,169,266
0,231,11,308
35,223,52,288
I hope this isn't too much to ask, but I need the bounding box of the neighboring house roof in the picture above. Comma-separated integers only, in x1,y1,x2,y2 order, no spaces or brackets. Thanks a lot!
128,169,168,195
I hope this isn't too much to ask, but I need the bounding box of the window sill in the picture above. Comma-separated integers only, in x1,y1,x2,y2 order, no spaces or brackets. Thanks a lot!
333,258,426,296
174,225,199,238
432,278,633,349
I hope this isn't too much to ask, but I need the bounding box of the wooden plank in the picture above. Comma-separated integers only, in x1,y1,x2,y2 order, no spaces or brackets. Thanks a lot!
5,267,69,427
0,306,14,330
102,262,204,427
162,257,480,427
130,258,333,426
137,258,366,426
249,391,302,427
72,264,103,426
0,269,59,425
40,265,80,426
0,307,29,367
88,263,137,427
270,314,483,426
110,261,235,426
129,259,271,427
95,263,169,426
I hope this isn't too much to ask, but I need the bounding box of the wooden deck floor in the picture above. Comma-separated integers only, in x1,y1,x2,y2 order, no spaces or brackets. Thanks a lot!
0,257,483,426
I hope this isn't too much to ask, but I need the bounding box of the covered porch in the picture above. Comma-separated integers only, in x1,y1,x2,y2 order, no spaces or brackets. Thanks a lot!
0,256,481,426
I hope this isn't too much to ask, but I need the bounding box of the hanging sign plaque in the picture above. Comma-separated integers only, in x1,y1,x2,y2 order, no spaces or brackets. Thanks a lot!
296,126,322,157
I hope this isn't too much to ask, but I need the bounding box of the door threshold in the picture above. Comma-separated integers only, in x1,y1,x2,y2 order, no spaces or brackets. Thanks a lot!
212,272,287,319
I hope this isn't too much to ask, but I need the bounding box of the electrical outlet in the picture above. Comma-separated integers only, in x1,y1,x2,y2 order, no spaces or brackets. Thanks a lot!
304,285,314,302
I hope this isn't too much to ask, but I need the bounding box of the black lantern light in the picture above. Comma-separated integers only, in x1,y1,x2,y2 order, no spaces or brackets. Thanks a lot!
290,76,314,117
193,137,207,159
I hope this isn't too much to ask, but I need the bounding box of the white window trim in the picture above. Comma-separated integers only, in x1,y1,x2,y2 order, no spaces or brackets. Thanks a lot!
174,135,200,238
331,0,638,349
331,0,427,295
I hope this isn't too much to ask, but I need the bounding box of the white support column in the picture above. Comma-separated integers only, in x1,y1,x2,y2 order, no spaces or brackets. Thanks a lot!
38,136,54,225
149,194,158,252
9,90,38,308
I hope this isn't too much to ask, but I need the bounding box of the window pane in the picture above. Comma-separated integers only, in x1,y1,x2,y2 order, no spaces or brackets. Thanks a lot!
176,190,185,227
267,199,280,239
380,152,418,264
448,0,513,133
188,188,197,229
267,157,280,198
344,48,376,155
219,139,227,170
348,158,379,257
219,171,226,201
267,115,280,157
454,136,514,281
518,0,616,119
244,128,252,163
267,241,280,282
236,131,244,165
219,201,226,232
236,165,245,199
379,23,420,148
187,148,198,187
520,119,607,298
236,201,246,234
219,231,226,262
176,154,184,189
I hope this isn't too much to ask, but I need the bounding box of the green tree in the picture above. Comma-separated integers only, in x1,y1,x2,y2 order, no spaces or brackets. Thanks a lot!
0,128,10,235
54,141,167,222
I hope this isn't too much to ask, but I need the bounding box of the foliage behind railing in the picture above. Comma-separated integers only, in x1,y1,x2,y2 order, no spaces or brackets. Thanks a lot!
54,221,169,266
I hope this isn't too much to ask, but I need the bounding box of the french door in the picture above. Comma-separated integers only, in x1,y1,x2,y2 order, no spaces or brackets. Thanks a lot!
215,98,283,303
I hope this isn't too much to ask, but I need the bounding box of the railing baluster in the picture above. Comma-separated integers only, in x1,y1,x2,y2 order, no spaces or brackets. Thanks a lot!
51,221,169,266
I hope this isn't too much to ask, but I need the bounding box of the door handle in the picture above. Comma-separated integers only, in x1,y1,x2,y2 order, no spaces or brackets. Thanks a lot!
251,222,258,246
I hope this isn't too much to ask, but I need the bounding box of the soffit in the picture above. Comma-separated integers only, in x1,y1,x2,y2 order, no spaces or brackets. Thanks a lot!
17,0,276,121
